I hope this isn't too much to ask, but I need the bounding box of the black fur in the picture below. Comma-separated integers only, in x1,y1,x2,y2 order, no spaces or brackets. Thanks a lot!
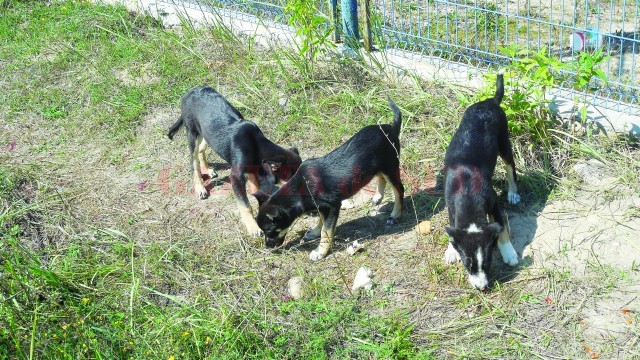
443,74,520,290
253,98,404,260
168,86,301,235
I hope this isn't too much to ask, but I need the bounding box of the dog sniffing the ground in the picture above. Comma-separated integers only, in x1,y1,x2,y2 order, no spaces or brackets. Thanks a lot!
443,74,520,291
253,98,404,261
167,86,301,236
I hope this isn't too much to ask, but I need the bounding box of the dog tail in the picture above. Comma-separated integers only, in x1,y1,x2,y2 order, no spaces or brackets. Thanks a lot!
493,74,504,105
167,117,184,140
387,96,402,136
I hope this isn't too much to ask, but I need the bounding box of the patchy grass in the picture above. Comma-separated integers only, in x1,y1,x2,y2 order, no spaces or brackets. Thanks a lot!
1,1,639,359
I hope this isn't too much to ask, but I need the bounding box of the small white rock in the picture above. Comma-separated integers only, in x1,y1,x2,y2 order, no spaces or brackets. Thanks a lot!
352,266,373,291
288,277,305,299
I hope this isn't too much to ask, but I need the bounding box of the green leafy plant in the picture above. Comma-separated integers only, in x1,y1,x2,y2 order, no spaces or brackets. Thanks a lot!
568,49,609,124
475,45,569,143
284,0,334,75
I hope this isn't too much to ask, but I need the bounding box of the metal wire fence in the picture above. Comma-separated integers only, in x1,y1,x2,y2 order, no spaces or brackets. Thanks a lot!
173,0,640,114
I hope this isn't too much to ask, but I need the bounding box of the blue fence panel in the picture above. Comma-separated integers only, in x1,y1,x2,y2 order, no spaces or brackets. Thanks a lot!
374,0,640,113
172,0,640,114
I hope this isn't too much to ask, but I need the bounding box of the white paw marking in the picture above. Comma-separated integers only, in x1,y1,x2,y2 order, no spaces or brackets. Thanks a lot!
508,191,521,205
372,194,383,205
444,243,461,264
341,199,355,209
499,241,519,266
196,189,208,200
466,223,482,233
247,226,263,238
309,249,326,261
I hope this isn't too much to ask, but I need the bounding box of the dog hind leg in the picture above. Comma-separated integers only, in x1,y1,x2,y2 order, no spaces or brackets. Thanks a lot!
191,135,208,199
372,174,386,205
498,133,520,205
383,171,404,224
198,138,218,179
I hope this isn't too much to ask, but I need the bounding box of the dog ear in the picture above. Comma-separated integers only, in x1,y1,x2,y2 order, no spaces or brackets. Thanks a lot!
445,226,460,239
289,147,299,155
252,190,270,206
486,222,503,236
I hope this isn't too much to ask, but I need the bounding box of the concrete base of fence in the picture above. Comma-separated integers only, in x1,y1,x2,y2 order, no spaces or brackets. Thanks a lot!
96,0,639,136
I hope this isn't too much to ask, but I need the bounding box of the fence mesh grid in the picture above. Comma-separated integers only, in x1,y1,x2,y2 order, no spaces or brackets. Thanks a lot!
172,0,640,114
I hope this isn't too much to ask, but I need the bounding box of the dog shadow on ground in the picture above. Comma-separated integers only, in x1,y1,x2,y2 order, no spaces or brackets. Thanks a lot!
280,188,446,254
491,170,558,285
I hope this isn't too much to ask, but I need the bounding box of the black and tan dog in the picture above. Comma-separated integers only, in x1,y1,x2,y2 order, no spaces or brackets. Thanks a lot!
443,74,520,291
253,98,404,261
167,86,301,236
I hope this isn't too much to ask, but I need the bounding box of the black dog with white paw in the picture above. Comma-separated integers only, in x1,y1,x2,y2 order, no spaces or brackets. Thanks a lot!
443,74,521,291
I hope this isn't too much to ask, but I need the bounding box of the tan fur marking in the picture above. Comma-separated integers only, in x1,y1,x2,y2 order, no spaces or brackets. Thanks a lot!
497,226,519,265
247,173,260,194
310,220,334,261
317,228,335,255
193,137,207,198
505,164,518,194
237,201,261,236
373,174,386,203
196,138,211,174
498,226,510,245
387,175,402,219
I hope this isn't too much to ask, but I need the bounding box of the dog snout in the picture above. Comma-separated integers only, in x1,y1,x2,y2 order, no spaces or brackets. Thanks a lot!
265,237,277,248
265,236,284,248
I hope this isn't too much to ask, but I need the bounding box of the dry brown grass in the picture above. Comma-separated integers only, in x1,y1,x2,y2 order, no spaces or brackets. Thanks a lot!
2,1,640,358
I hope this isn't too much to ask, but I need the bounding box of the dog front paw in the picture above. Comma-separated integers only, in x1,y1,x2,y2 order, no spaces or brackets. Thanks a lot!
246,224,263,238
501,248,519,266
309,248,327,261
444,244,461,264
249,229,263,237
508,191,521,205
196,188,209,200
372,194,383,206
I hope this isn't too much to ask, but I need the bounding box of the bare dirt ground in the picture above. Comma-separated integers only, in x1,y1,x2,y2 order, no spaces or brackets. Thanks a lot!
2,83,640,358
134,108,640,355
4,86,639,358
